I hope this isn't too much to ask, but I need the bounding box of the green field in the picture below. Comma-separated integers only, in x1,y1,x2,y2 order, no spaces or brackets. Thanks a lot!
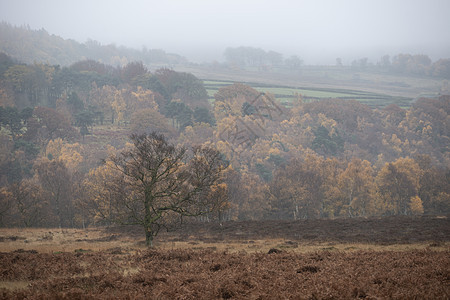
203,80,413,108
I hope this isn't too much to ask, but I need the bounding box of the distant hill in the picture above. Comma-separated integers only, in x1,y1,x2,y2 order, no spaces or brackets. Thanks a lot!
0,22,187,67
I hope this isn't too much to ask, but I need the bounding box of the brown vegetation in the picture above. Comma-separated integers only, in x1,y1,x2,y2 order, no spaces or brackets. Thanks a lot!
0,216,449,299
160,215,450,245
0,247,448,299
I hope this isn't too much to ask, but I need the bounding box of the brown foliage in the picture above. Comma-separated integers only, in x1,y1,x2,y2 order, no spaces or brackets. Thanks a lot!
0,248,448,299
30,107,79,146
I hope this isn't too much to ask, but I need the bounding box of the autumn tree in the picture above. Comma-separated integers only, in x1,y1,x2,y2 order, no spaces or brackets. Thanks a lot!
0,106,39,184
120,61,147,83
0,106,25,141
431,58,450,79
128,86,158,112
82,160,127,225
34,158,74,227
376,157,423,215
89,84,125,125
70,59,117,77
105,132,227,246
3,65,37,105
154,68,209,108
269,154,325,219
177,123,215,149
337,158,376,217
0,186,13,226
129,108,177,138
415,155,450,215
131,73,169,100
44,138,84,172
213,83,260,121
2,179,49,227
233,169,271,220
31,106,78,146
391,53,432,76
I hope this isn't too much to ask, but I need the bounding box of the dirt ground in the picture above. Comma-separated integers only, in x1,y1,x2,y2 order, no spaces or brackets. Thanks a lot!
0,216,449,299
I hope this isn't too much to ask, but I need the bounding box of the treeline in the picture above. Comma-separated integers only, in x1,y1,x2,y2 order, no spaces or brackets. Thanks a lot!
0,22,186,67
224,46,302,70
224,46,450,79
0,54,449,228
350,54,450,78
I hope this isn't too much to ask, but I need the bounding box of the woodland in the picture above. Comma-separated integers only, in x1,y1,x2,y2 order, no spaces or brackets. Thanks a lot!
0,51,449,229
0,24,449,235
0,22,186,66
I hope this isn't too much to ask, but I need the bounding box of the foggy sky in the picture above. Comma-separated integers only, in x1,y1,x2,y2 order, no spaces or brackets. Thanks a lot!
1,0,449,64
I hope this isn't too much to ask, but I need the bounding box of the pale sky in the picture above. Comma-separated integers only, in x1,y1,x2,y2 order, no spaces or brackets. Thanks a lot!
0,0,449,64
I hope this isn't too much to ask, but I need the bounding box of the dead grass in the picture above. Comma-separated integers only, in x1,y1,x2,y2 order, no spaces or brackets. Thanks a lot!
1,226,448,255
1,216,449,254
0,228,144,254
156,239,449,253
1,217,449,299
0,281,30,291
1,248,448,299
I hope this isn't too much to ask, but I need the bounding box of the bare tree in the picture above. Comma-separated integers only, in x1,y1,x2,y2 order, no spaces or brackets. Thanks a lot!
108,132,227,247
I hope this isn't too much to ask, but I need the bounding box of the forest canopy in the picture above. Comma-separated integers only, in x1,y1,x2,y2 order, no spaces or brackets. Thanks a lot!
0,50,449,232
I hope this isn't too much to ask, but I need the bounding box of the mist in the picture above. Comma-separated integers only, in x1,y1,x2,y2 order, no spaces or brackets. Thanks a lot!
1,0,449,64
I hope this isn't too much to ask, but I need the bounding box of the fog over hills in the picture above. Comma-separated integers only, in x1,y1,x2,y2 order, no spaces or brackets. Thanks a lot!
1,0,449,64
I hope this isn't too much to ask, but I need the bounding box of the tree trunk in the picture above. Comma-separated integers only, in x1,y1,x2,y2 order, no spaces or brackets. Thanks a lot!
144,191,154,247
145,227,154,247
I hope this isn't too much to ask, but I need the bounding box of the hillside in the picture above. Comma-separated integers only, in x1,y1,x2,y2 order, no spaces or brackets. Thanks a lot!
0,22,186,67
177,63,448,107
0,22,449,233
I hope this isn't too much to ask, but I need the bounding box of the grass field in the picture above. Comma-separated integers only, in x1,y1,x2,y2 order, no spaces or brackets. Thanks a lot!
176,64,445,108
0,216,448,298
203,79,413,108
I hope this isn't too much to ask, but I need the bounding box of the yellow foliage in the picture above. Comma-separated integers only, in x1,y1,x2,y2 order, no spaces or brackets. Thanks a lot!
106,145,118,156
83,160,122,223
409,196,424,215
131,86,158,111
422,124,433,136
318,113,337,136
237,170,270,220
45,138,84,171
112,90,126,124
268,147,281,156
391,134,402,146
177,123,214,149
376,158,423,215
110,56,128,67
213,96,246,122
391,157,422,189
